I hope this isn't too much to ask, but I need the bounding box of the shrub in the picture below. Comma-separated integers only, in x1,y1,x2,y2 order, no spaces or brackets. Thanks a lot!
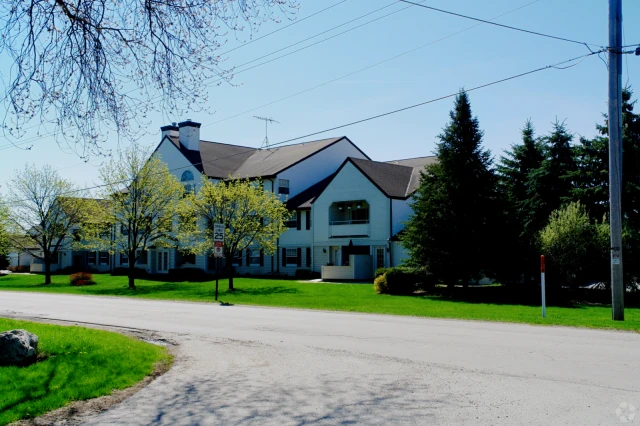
373,274,388,294
70,272,96,286
8,265,30,273
295,269,320,280
373,267,435,295
375,267,393,278
167,268,209,282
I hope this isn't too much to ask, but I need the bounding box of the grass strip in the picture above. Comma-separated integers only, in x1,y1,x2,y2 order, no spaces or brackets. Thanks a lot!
0,317,169,425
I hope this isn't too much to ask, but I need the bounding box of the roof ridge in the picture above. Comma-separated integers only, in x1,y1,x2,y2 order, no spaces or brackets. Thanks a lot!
351,157,413,170
386,155,437,162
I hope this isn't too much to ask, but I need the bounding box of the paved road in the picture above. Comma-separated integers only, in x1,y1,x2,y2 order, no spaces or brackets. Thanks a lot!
1,291,639,425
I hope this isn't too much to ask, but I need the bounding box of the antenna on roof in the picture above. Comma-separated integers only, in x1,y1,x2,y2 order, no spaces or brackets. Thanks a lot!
254,116,280,149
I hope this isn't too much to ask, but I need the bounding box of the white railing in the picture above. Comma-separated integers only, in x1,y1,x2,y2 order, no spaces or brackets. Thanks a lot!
330,219,369,225
330,222,370,237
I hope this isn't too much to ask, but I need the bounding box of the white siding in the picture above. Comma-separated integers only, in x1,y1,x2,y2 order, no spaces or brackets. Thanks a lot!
280,211,312,246
391,241,410,267
276,139,368,198
391,198,414,236
152,138,204,192
313,161,391,249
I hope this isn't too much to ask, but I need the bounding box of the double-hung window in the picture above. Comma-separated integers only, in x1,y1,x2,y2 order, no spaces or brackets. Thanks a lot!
286,248,298,265
278,179,290,195
249,249,261,266
99,251,110,265
87,251,97,265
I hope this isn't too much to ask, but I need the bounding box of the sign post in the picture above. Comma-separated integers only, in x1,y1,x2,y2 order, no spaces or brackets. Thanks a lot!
213,223,225,301
540,255,546,318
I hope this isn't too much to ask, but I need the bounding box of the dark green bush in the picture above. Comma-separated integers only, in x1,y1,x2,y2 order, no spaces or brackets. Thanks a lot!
295,269,320,279
373,266,435,295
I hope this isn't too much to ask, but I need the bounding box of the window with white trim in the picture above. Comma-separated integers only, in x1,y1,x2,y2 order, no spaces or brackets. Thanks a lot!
249,249,261,266
286,248,297,265
99,251,110,265
285,211,297,228
278,179,290,195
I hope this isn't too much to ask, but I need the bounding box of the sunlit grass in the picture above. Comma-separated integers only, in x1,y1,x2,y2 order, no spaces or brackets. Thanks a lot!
1,273,638,332
0,317,169,425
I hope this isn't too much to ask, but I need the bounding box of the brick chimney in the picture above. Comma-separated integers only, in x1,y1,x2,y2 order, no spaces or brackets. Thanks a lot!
178,119,201,151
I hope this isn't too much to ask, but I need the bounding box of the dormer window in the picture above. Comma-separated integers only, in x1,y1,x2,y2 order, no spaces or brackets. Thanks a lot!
278,179,290,195
181,170,195,195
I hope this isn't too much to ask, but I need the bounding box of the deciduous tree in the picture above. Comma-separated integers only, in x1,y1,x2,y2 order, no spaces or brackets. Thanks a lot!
87,144,183,290
0,0,297,155
178,177,289,290
5,165,94,283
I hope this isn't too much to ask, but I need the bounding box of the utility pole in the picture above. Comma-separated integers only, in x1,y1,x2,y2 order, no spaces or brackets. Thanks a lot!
608,0,624,321
254,116,280,149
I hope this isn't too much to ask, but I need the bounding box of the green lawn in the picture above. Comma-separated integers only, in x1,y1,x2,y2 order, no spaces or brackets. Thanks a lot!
0,317,169,425
1,273,639,332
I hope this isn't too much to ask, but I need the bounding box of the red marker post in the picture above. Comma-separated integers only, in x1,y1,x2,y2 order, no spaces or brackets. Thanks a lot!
540,255,546,318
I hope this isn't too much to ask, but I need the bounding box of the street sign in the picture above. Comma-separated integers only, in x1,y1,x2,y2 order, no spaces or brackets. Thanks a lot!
213,223,225,242
213,223,224,261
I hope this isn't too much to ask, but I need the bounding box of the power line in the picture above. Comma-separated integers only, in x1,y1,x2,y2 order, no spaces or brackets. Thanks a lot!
2,50,603,206
206,0,543,127
0,1,414,152
399,0,603,49
218,1,348,57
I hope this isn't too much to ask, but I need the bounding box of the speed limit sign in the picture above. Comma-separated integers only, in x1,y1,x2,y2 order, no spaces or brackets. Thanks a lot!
213,223,225,242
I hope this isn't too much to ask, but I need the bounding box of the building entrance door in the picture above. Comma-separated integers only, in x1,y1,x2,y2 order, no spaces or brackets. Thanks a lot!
157,251,169,273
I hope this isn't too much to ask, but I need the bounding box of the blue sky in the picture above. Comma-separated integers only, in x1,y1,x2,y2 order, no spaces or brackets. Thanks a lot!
1,0,639,194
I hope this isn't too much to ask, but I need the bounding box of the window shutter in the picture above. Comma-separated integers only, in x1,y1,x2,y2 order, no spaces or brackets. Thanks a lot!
306,247,311,267
238,251,242,267
297,248,302,267
85,252,89,263
296,211,301,230
306,211,311,230
246,249,250,265
282,248,287,266
260,250,264,267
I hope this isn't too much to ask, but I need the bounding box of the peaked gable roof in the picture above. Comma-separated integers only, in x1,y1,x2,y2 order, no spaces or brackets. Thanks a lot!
286,173,336,210
337,156,437,199
157,135,368,179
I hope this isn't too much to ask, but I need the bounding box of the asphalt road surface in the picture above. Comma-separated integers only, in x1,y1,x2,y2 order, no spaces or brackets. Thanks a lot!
1,291,639,425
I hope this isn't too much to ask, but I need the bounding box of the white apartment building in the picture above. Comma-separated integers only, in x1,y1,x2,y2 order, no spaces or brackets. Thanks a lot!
20,120,435,279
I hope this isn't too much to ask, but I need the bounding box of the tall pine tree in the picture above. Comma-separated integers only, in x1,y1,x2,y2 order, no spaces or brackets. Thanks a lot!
497,120,544,283
523,120,577,239
572,88,640,227
403,91,501,286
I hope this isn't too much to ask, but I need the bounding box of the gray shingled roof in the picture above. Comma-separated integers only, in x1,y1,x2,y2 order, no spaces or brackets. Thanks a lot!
286,173,335,210
168,136,357,179
349,156,437,199
230,137,344,178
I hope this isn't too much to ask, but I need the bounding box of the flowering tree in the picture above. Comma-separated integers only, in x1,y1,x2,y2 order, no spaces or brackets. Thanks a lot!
0,0,297,156
5,165,95,284
84,144,183,290
178,177,289,290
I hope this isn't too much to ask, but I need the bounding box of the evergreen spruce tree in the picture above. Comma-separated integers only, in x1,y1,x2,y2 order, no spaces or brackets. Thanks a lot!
523,120,577,239
571,88,640,225
403,91,501,286
496,120,544,283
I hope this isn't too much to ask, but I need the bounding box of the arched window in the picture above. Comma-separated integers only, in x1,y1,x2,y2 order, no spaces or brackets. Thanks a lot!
181,170,195,195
